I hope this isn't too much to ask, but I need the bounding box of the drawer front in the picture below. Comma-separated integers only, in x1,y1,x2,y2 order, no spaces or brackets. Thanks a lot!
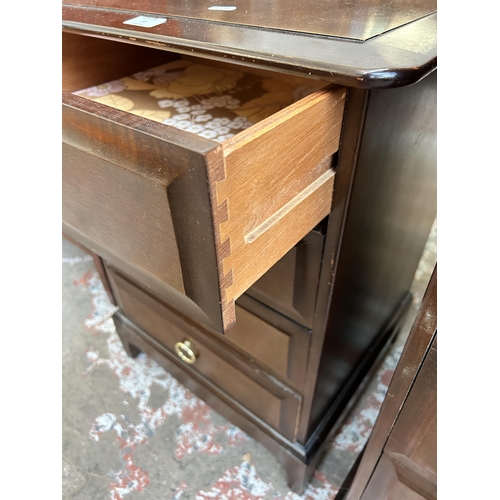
62,142,185,295
108,268,301,440
246,228,325,328
62,33,346,333
232,294,311,391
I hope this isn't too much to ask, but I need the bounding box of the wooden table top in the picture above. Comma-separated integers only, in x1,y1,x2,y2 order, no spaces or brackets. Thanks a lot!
62,0,437,88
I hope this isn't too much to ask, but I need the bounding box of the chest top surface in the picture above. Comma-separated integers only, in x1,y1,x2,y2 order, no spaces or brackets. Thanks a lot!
61,0,436,41
62,0,437,88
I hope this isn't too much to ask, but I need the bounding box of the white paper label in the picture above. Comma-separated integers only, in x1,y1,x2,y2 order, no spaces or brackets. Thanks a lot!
123,16,167,28
208,6,237,11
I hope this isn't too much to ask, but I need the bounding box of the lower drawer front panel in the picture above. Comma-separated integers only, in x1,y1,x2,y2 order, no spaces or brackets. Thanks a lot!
108,269,300,440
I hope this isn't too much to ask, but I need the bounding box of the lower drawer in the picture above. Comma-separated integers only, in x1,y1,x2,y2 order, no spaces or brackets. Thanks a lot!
108,268,301,441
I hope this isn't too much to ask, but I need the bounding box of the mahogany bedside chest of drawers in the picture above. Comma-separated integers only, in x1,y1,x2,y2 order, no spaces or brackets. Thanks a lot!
62,0,437,493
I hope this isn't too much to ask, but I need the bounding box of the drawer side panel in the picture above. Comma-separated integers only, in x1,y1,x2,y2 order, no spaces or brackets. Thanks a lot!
210,85,345,321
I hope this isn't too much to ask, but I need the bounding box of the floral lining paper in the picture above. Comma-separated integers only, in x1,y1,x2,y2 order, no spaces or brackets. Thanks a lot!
74,59,323,143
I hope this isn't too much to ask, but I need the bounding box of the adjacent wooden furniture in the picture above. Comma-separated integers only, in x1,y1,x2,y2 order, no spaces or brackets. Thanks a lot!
346,267,437,500
62,1,437,493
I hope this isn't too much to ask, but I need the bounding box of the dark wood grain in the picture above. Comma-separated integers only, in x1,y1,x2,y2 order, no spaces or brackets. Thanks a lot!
62,4,436,88
246,228,325,328
385,341,437,474
359,337,437,499
347,267,437,499
360,453,427,499
107,268,302,440
62,141,185,292
111,290,405,495
62,91,229,331
299,69,437,444
63,32,175,92
235,294,312,392
62,92,215,185
113,312,319,494
300,293,411,466
62,34,345,333
62,14,437,494
63,0,436,41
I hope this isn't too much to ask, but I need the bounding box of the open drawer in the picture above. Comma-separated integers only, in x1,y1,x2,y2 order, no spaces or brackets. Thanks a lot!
62,33,346,333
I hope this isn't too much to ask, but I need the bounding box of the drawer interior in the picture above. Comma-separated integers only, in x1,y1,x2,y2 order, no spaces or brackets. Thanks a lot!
63,33,346,333
62,33,337,168
63,33,176,93
67,42,327,144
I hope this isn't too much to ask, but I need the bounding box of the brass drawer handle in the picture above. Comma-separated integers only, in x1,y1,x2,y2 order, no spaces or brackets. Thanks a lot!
174,340,197,364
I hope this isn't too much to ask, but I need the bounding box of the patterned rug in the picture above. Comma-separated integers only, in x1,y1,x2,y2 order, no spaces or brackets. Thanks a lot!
62,221,436,499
